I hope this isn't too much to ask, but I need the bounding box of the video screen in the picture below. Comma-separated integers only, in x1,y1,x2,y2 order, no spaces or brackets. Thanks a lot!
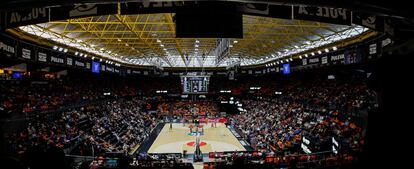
181,75,209,94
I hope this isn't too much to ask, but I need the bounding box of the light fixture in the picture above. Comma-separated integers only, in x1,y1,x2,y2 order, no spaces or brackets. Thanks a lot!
276,61,279,64
289,58,293,61
325,48,329,52
306,41,311,45
160,44,164,47
305,54,308,58
195,44,199,48
79,53,84,57
92,57,95,60
294,46,299,48
125,43,129,46
75,52,79,55
163,48,167,50
332,46,337,50
84,54,87,57
117,39,121,42
58,47,63,52
285,59,289,62
311,52,315,56
299,55,302,59
285,49,289,52
195,40,199,43
229,45,233,48
281,60,284,63
53,46,58,50
233,40,238,44
277,52,281,55
156,39,161,43
63,49,68,53
317,50,322,54
195,48,198,51
100,59,102,62
100,48,104,51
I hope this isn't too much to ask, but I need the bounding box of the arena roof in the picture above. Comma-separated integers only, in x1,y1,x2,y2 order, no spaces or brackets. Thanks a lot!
16,14,368,68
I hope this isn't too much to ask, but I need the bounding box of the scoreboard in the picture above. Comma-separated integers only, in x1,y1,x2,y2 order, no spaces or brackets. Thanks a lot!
181,75,209,94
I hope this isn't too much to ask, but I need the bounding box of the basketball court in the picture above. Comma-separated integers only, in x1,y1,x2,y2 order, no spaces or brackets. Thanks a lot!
147,123,246,154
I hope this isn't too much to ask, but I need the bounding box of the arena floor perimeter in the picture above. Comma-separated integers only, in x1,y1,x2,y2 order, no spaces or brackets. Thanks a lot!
147,123,246,154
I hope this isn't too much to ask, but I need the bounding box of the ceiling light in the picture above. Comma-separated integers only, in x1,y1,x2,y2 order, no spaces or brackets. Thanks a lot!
277,52,281,55
79,53,84,57
281,60,284,63
84,54,87,57
305,54,308,57
75,52,79,55
108,51,112,54
294,46,299,48
332,46,337,50
100,48,104,51
100,59,102,62
77,40,83,42
233,40,238,44
125,43,129,46
285,49,289,52
91,44,96,47
311,52,315,56
156,39,161,43
276,61,279,64
285,59,289,62
117,39,121,42
306,41,311,45
289,58,293,61
58,47,63,52
325,48,329,52
195,44,199,48
299,55,302,59
229,45,233,48
92,57,95,60
63,49,68,53
163,48,167,50
317,50,322,54
160,44,164,47
53,46,58,50
195,48,198,51
195,40,199,43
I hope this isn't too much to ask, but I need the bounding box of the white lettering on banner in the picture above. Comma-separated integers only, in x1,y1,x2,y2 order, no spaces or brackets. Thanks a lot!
38,52,47,62
302,58,307,65
298,6,347,20
86,62,91,69
309,58,320,63
0,42,15,54
22,48,31,59
369,44,377,54
9,8,47,23
75,61,85,67
106,67,114,72
66,57,73,65
322,56,328,64
330,54,344,61
51,56,64,64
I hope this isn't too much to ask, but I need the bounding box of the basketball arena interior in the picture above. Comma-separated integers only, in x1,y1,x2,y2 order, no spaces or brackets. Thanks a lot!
0,0,412,169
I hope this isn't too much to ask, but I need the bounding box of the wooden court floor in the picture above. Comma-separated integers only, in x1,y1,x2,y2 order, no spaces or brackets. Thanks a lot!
148,123,246,154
